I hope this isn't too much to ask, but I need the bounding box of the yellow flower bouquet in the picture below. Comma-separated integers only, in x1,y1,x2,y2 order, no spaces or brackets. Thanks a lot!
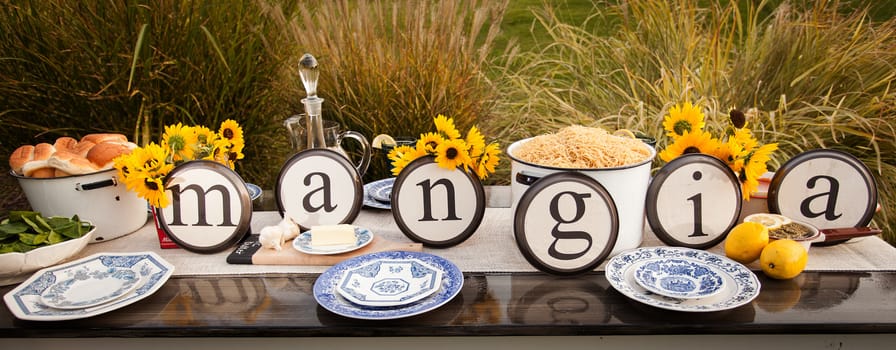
113,120,245,208
387,115,501,180
658,102,777,200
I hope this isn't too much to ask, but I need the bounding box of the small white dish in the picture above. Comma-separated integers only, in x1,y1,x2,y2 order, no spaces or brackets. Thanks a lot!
4,252,175,321
336,257,443,307
368,178,395,203
633,258,725,299
39,267,140,309
292,226,373,255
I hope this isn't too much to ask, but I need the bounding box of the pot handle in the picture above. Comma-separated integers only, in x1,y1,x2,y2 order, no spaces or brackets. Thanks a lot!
515,171,542,186
76,177,118,191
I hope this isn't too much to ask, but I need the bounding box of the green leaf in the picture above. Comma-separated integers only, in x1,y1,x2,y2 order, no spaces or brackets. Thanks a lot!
48,231,66,244
18,233,39,245
56,221,84,239
0,222,30,237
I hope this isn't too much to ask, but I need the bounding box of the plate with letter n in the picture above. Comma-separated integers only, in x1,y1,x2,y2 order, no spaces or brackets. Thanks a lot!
391,156,486,248
513,172,618,275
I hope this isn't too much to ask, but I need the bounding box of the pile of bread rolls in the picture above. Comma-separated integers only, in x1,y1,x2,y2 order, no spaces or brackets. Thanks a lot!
9,133,137,178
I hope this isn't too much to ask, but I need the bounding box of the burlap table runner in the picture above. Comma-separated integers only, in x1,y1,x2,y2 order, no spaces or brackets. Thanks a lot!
4,207,895,286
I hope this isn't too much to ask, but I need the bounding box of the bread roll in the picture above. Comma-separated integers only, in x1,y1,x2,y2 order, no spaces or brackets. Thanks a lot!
87,141,133,169
72,140,96,157
53,137,79,153
47,150,99,175
81,133,127,145
9,145,35,175
22,143,57,178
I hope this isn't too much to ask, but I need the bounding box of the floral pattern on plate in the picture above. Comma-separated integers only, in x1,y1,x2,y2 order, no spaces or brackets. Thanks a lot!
633,258,725,299
336,257,443,307
3,252,175,321
313,251,462,320
292,226,374,255
39,267,140,309
606,246,760,312
363,179,393,209
368,177,395,203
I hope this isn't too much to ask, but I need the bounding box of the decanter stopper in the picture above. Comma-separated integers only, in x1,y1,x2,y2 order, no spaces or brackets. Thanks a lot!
299,53,319,99
299,53,326,149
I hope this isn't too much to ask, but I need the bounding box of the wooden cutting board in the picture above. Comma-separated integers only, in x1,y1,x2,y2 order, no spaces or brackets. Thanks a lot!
226,234,422,266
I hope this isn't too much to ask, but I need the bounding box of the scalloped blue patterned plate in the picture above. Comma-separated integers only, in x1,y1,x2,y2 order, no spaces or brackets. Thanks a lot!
633,258,725,299
39,267,140,309
363,179,392,210
4,252,175,321
314,251,462,320
368,177,395,203
606,247,760,312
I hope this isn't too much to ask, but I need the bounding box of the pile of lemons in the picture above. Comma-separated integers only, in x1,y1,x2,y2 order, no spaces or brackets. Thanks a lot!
724,214,808,279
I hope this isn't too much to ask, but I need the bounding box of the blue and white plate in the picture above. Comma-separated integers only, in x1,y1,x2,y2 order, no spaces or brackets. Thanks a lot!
363,180,392,210
606,247,760,312
314,251,463,320
292,226,374,255
336,257,443,307
39,267,140,309
3,252,175,321
633,258,725,299
368,177,395,203
245,183,262,201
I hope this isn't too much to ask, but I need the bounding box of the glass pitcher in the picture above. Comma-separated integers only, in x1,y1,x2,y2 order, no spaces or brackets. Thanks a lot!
284,115,371,176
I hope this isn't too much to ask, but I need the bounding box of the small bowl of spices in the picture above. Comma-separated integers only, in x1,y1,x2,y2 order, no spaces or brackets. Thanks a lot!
768,220,824,252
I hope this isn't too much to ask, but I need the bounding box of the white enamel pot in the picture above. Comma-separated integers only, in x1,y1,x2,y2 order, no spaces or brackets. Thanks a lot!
12,169,148,243
507,138,656,257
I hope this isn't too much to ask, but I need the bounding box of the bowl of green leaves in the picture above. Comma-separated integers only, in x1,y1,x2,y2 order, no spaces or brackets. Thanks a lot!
0,211,96,278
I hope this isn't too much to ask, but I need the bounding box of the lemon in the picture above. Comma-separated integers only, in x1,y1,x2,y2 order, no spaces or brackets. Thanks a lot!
613,129,636,139
371,134,397,149
724,221,769,264
744,213,791,231
760,239,808,280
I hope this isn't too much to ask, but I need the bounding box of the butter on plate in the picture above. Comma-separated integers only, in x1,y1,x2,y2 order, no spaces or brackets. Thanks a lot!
310,224,357,247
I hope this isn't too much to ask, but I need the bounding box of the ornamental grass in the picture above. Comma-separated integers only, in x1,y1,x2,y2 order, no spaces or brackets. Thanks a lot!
490,0,896,244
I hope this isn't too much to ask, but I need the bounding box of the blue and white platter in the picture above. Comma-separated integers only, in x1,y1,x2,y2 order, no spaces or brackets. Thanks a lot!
336,257,443,307
314,251,463,320
3,252,175,321
633,258,725,299
363,179,393,210
606,247,760,312
368,177,395,203
292,226,374,255
246,183,262,201
39,267,140,309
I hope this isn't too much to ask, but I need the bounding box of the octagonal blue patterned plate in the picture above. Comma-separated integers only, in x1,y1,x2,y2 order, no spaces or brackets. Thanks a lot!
314,251,462,320
336,257,443,307
39,267,140,309
633,258,725,299
606,246,760,312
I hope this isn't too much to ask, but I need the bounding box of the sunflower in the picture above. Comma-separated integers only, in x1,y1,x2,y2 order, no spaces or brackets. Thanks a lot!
132,171,170,208
662,102,706,139
434,114,461,140
388,145,423,176
417,132,443,153
435,138,471,170
712,139,747,173
465,125,486,156
473,143,502,179
162,123,197,162
730,127,758,154
219,119,244,143
740,143,778,200
658,130,719,163
192,125,218,158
